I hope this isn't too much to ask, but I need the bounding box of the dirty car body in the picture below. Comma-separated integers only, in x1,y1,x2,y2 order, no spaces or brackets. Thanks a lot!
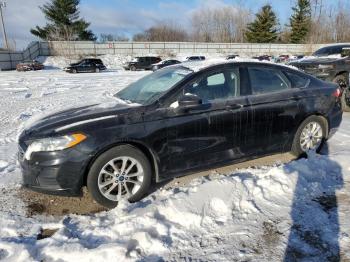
289,44,350,110
16,60,44,71
18,62,343,197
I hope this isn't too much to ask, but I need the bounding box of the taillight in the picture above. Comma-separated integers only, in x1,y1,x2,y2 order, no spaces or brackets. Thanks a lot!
332,88,342,98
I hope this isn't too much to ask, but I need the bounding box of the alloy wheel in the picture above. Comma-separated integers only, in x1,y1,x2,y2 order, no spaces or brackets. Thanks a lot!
97,156,144,201
299,121,323,152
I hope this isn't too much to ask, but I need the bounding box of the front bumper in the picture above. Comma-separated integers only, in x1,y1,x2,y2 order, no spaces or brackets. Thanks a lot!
19,147,91,197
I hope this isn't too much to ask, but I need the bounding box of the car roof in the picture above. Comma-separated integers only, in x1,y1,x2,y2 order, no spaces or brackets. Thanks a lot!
180,58,299,73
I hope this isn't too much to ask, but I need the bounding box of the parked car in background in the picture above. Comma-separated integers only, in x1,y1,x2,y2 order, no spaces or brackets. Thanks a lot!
18,61,343,208
123,56,162,71
185,56,206,61
289,44,350,111
274,55,290,63
151,59,181,71
16,60,44,71
252,55,271,61
226,54,240,60
64,58,106,73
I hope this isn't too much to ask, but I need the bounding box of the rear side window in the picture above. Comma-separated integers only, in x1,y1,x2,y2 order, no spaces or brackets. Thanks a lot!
284,71,310,88
248,67,290,95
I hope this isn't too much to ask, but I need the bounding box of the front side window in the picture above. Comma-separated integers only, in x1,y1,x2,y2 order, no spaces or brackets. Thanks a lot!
248,67,290,95
184,69,239,101
116,67,193,105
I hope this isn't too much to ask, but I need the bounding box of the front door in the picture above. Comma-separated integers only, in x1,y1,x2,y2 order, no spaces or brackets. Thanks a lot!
160,65,251,177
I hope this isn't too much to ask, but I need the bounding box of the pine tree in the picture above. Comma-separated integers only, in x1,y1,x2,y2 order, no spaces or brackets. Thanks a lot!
31,0,96,41
245,5,279,43
289,0,311,43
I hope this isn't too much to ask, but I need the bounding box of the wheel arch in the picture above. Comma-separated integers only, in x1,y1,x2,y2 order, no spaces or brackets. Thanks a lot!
82,140,159,187
294,113,330,141
334,71,349,86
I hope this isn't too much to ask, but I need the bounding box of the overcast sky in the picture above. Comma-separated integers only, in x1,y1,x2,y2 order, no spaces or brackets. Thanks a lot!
0,0,344,50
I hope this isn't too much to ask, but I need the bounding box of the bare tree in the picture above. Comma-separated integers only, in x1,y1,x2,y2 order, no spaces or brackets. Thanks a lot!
191,5,251,43
307,0,350,43
133,21,188,42
100,34,129,42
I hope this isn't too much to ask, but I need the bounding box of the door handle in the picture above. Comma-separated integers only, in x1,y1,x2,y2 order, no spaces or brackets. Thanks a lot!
226,104,243,110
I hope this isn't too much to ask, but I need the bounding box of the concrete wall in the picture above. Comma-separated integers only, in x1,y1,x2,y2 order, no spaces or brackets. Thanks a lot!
0,41,328,70
0,42,49,70
47,41,325,57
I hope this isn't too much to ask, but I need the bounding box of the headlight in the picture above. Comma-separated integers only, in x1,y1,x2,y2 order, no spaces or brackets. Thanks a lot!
24,133,86,160
318,64,334,69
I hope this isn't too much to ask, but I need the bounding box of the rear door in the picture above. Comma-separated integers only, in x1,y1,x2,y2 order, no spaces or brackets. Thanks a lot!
244,65,301,154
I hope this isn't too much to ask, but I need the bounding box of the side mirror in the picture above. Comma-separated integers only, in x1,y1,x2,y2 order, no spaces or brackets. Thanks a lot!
177,94,202,110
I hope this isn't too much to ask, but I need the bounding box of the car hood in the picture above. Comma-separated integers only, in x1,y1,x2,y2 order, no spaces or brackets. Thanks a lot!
290,56,346,65
20,100,143,138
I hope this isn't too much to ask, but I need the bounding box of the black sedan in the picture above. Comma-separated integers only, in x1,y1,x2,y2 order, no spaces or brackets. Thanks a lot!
151,59,181,71
64,58,106,73
18,61,343,208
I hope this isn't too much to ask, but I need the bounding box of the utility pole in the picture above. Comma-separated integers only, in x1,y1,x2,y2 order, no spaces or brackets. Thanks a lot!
0,1,9,50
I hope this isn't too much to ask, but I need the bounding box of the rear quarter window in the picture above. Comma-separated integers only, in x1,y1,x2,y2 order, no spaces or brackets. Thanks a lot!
248,67,290,94
284,71,310,88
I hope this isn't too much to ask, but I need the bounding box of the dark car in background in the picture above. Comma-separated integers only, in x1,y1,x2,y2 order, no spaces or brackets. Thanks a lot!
18,61,343,208
252,55,271,61
151,59,181,71
226,55,239,60
123,56,161,71
289,44,350,111
185,56,206,61
64,58,106,73
16,60,44,71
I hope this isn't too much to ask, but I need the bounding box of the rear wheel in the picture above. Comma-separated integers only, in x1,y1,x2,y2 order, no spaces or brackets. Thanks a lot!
95,67,100,73
291,115,327,157
87,145,152,208
333,74,350,112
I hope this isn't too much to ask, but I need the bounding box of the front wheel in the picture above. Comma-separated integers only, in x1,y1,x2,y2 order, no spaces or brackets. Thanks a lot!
95,67,100,73
87,145,152,208
291,115,328,157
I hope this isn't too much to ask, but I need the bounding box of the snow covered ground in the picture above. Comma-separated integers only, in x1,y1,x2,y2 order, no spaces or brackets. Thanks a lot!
0,64,349,261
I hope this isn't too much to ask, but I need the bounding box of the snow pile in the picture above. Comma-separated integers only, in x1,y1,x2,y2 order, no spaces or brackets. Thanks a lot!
37,55,133,70
0,151,349,261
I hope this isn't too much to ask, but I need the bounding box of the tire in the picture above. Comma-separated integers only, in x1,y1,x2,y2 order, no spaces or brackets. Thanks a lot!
72,69,77,74
291,115,328,157
130,65,136,71
333,74,350,112
95,67,100,73
87,145,152,208
341,89,350,112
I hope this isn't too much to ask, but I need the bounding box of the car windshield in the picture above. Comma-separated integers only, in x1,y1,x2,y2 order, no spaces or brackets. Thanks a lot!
115,67,193,105
313,45,350,57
